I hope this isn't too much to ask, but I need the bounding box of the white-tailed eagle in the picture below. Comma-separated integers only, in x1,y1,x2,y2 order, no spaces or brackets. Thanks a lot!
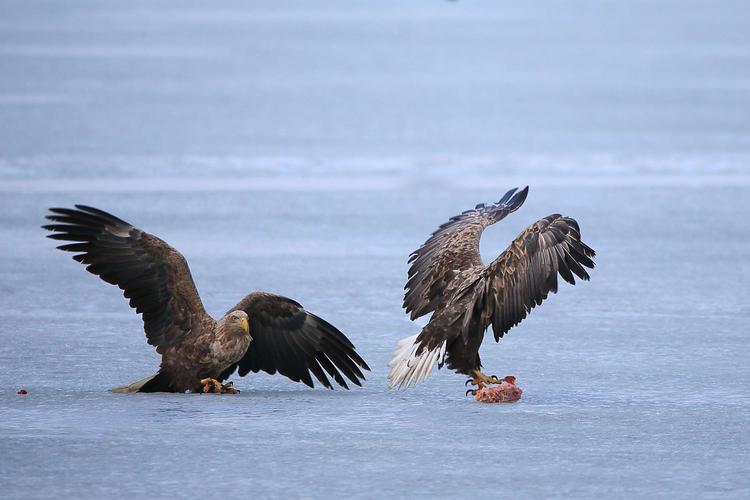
44,205,370,394
388,187,595,394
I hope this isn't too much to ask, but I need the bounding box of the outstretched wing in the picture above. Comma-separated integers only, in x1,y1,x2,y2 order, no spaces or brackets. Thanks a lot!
455,214,596,342
224,292,370,389
403,186,529,321
43,205,212,352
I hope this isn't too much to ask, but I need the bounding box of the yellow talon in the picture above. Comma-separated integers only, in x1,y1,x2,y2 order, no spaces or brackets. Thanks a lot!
199,377,239,394
464,370,505,396
222,381,241,394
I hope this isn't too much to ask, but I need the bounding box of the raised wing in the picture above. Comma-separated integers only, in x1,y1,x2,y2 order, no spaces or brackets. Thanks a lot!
455,214,595,342
43,205,212,352
403,186,529,320
225,292,370,389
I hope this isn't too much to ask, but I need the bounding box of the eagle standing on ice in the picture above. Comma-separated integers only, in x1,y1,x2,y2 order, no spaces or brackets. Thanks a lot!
388,187,595,395
43,205,369,394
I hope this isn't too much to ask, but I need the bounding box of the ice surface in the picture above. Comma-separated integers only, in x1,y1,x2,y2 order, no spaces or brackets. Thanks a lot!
1,1,749,499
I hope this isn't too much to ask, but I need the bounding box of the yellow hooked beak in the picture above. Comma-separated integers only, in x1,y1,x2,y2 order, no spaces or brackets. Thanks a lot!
240,317,249,333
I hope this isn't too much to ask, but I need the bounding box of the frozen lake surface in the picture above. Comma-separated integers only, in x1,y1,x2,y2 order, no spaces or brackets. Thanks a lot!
1,1,749,499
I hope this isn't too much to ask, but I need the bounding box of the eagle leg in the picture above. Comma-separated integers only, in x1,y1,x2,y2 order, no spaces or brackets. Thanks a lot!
200,378,240,394
221,380,241,394
464,370,505,396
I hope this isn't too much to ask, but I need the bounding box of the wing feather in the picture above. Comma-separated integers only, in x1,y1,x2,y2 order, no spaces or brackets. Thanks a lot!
223,292,370,389
43,205,212,351
403,187,529,320
460,214,596,342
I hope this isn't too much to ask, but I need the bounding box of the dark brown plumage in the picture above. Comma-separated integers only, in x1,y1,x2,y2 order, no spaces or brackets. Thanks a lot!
222,293,368,390
388,187,595,390
43,205,369,393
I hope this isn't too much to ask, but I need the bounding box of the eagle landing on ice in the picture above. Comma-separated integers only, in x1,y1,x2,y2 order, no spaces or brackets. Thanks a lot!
387,187,595,397
43,205,369,394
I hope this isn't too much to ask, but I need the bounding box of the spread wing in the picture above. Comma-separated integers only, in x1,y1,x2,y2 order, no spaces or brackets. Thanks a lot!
403,186,529,321
224,292,370,389
43,205,212,352
454,214,596,342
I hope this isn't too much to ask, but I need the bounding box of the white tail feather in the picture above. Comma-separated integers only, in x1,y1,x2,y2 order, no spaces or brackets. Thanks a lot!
388,334,446,389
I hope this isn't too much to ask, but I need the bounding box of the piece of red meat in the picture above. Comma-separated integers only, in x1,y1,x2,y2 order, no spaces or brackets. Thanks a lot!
474,376,522,403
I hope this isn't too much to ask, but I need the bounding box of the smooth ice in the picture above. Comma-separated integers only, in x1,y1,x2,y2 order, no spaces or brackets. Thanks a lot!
1,1,749,499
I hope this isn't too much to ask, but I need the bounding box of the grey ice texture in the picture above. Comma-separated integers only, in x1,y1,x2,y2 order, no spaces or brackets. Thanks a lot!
0,1,749,499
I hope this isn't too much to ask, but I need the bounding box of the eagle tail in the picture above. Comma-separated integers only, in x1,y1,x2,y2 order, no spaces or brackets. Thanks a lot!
110,371,174,393
387,334,446,390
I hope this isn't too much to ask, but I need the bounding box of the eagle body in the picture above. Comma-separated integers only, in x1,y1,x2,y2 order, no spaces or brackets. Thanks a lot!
154,313,252,393
388,187,596,389
44,205,369,393
409,268,486,376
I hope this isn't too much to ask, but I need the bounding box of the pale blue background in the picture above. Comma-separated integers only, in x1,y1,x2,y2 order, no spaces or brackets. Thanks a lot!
1,1,749,498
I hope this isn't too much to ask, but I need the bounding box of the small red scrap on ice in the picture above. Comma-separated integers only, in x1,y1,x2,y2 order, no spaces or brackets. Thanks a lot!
474,376,522,403
17,389,28,395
